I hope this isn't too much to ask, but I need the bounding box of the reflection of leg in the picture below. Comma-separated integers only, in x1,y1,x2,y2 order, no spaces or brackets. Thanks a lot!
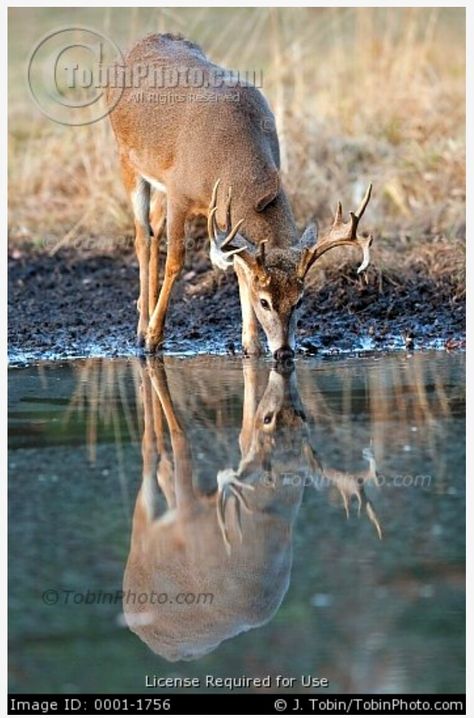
239,361,258,457
150,375,175,508
235,263,262,356
139,364,160,520
146,199,187,352
147,359,195,511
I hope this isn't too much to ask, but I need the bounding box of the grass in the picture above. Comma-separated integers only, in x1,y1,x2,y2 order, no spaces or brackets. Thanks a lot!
8,7,465,297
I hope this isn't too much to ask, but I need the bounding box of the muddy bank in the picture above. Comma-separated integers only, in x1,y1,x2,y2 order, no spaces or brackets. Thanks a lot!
8,246,465,365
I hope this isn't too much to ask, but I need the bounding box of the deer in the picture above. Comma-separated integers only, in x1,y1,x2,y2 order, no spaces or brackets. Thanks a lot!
122,357,381,661
107,33,374,358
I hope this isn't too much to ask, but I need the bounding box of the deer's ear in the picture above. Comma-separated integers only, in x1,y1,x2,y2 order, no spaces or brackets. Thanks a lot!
234,253,270,286
234,252,257,280
299,223,318,249
253,171,280,212
297,224,319,279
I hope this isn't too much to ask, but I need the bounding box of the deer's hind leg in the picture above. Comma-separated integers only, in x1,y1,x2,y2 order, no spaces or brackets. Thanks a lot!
119,155,151,348
146,196,188,353
149,192,166,318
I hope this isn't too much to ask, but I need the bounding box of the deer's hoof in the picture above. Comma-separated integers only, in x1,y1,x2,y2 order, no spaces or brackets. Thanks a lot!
242,342,263,357
145,334,164,354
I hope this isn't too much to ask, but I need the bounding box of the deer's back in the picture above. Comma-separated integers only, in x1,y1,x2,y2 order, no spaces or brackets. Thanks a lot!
107,34,280,207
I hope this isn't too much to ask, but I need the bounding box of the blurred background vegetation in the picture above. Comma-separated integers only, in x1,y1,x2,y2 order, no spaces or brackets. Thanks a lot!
8,7,465,294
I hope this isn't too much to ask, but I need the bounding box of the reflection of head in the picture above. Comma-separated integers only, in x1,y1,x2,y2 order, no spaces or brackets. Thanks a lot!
122,361,310,662
244,367,309,475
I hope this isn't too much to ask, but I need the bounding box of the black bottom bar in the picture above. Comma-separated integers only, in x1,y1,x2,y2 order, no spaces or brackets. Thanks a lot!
8,694,466,715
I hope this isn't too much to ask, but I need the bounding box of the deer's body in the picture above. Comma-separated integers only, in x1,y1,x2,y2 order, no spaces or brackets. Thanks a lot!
108,33,373,356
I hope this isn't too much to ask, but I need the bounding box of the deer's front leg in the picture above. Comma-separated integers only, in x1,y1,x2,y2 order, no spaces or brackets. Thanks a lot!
120,156,151,348
146,198,187,353
235,263,262,356
135,224,151,348
148,192,166,318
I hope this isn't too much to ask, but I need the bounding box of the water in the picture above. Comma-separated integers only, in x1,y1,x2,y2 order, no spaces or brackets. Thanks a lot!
8,352,465,694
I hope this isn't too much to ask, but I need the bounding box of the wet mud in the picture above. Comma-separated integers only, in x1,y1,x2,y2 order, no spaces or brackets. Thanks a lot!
8,246,465,365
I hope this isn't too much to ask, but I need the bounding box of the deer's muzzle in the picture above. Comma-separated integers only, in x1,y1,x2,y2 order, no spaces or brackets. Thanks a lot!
273,346,295,362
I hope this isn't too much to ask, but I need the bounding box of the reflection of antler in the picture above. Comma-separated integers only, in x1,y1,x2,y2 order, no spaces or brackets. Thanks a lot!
322,446,382,539
215,363,308,551
216,468,254,553
215,361,261,553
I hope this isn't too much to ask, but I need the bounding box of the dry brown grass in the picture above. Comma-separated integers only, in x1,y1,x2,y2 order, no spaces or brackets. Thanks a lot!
8,7,465,293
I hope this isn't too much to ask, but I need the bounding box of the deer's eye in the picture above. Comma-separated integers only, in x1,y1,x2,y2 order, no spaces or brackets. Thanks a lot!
260,298,271,310
263,412,273,425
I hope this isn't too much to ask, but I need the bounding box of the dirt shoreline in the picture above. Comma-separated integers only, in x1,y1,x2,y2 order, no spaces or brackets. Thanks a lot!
8,247,465,365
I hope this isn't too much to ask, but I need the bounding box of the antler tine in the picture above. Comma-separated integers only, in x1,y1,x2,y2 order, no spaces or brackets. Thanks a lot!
207,206,219,241
209,178,220,212
333,201,343,226
220,218,245,249
366,499,382,540
207,179,221,240
225,187,233,233
354,182,372,220
348,182,373,238
208,178,245,248
356,233,374,274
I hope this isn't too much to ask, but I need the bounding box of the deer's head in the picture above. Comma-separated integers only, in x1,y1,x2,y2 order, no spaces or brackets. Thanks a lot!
209,181,374,360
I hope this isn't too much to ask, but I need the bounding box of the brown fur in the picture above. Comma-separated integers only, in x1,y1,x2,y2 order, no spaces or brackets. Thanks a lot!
107,33,372,355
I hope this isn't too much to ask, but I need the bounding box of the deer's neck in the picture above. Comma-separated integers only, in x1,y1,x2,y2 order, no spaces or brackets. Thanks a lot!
238,192,299,249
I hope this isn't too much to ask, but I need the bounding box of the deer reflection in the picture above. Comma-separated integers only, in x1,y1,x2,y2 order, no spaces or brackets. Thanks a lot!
123,359,381,661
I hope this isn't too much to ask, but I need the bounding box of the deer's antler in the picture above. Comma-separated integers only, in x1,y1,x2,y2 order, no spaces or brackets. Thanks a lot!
298,183,374,278
208,179,252,270
208,180,270,283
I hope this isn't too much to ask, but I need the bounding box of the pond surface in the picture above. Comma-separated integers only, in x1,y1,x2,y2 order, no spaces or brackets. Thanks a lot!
8,352,465,694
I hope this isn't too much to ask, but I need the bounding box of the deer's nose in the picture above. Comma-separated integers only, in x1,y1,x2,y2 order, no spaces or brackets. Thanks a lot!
274,346,295,362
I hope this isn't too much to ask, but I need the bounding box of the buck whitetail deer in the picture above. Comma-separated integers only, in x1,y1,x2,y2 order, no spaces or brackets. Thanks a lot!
107,33,374,358
122,358,381,661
